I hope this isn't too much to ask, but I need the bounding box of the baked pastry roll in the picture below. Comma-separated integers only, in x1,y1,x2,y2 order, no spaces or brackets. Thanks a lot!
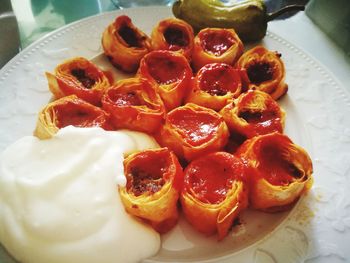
237,132,313,211
119,148,183,233
220,90,285,139
34,95,112,139
236,46,287,100
46,57,110,106
102,15,152,72
185,63,242,111
158,103,229,161
138,50,192,110
151,18,194,60
181,152,248,240
101,77,165,134
192,28,243,72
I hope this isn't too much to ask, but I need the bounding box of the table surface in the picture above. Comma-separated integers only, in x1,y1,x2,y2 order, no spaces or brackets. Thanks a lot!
3,0,350,94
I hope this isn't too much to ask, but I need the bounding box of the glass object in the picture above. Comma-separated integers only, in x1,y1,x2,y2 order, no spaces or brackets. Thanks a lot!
11,0,117,48
0,0,20,68
306,0,350,57
111,0,175,9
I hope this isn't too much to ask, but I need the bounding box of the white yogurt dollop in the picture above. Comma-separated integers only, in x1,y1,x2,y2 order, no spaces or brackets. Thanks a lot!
0,126,160,263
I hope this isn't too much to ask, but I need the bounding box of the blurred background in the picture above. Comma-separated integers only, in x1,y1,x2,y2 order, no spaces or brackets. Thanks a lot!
0,0,349,68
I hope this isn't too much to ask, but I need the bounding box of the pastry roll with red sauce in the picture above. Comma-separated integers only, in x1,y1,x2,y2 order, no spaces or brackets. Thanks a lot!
192,28,243,71
46,57,110,106
185,63,242,111
34,95,112,139
158,103,229,161
151,18,194,60
220,90,285,139
236,46,287,100
101,77,165,134
237,132,313,211
181,152,248,240
138,50,192,110
102,15,151,72
119,148,183,233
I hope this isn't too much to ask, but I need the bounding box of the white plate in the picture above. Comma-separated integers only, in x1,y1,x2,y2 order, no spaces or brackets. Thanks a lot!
1,6,350,263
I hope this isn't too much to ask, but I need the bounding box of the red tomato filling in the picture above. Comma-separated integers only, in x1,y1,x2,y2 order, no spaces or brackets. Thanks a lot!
246,62,274,84
239,111,281,135
118,25,143,48
107,90,146,107
257,138,303,186
70,68,96,89
126,151,170,196
200,31,234,56
163,26,189,51
198,63,241,96
54,101,107,128
238,92,283,135
184,152,244,204
145,55,185,85
169,108,220,146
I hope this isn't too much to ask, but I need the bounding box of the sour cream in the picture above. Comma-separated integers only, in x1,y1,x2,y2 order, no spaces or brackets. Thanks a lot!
0,126,160,263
